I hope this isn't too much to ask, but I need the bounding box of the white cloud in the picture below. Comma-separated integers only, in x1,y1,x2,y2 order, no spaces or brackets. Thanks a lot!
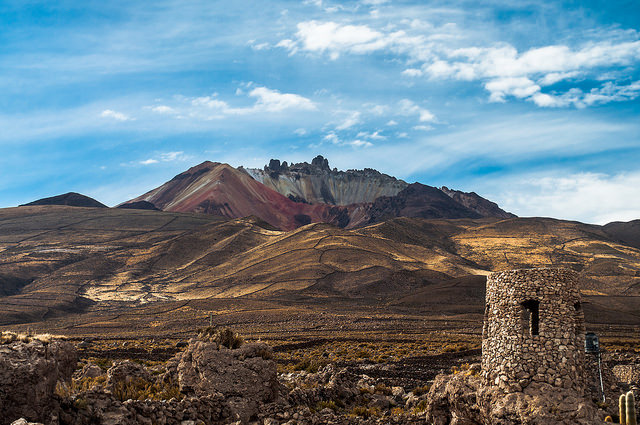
356,130,385,140
100,109,132,121
159,151,186,161
497,172,640,224
485,77,540,103
438,41,640,81
386,120,398,126
582,80,640,106
348,139,373,147
425,40,640,106
402,68,423,77
368,104,389,115
151,105,176,114
279,20,424,60
538,71,580,86
156,86,316,120
398,99,436,122
191,95,230,111
335,111,361,130
413,125,433,131
275,39,297,55
293,21,386,59
138,151,187,166
322,131,372,148
248,86,316,112
529,81,640,108
294,128,307,136
248,40,270,51
279,18,640,108
323,132,340,144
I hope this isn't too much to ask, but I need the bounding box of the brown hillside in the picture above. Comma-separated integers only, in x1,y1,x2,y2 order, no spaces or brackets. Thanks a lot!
1,207,640,327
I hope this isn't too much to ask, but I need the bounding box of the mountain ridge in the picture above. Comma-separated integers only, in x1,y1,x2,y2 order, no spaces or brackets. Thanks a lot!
122,156,514,229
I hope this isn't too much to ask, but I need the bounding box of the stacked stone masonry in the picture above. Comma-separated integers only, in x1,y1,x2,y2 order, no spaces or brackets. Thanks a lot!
482,268,586,394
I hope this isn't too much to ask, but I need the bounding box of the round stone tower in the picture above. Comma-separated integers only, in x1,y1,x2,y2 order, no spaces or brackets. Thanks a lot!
482,268,586,394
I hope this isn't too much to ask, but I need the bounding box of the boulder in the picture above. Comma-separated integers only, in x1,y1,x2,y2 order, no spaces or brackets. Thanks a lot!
177,340,278,422
0,338,77,425
424,368,610,425
74,363,104,380
106,360,153,390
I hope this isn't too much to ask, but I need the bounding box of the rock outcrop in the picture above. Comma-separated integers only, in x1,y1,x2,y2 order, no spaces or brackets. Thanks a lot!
175,340,279,422
244,155,408,206
425,367,610,425
0,335,77,425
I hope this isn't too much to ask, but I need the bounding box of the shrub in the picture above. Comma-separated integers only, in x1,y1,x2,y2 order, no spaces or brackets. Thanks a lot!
412,384,431,396
442,342,472,352
55,381,73,398
316,400,339,411
90,358,113,371
412,399,429,414
293,358,327,373
374,383,392,395
391,407,405,416
112,377,182,402
198,327,244,349
351,405,381,418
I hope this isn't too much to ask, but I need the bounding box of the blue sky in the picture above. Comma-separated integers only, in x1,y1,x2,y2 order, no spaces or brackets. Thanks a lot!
1,0,639,224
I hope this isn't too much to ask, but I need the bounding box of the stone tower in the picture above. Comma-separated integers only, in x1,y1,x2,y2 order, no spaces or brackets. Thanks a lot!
482,268,586,394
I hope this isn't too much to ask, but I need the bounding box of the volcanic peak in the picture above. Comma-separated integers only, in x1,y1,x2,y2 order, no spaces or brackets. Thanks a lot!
21,192,107,208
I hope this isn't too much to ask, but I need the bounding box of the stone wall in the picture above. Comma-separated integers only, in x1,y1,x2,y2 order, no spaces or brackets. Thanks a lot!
482,268,586,394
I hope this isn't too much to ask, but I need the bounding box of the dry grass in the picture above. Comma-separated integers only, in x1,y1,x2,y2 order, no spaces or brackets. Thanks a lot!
412,384,431,396
412,399,429,414
275,336,480,373
350,405,381,418
111,377,182,402
198,327,244,349
1,330,65,344
55,375,107,398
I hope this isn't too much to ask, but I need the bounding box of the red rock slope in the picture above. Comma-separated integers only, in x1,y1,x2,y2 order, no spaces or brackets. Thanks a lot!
122,161,345,230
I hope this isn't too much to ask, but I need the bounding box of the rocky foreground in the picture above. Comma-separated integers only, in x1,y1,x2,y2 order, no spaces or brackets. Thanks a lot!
0,330,635,425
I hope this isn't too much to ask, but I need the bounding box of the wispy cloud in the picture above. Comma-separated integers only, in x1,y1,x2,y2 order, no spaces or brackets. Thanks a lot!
335,111,361,130
151,105,176,114
100,109,133,121
138,151,189,166
321,131,372,148
151,85,316,120
397,99,436,122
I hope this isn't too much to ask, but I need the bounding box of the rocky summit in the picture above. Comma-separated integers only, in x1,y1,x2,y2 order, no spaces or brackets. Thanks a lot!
243,155,408,206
